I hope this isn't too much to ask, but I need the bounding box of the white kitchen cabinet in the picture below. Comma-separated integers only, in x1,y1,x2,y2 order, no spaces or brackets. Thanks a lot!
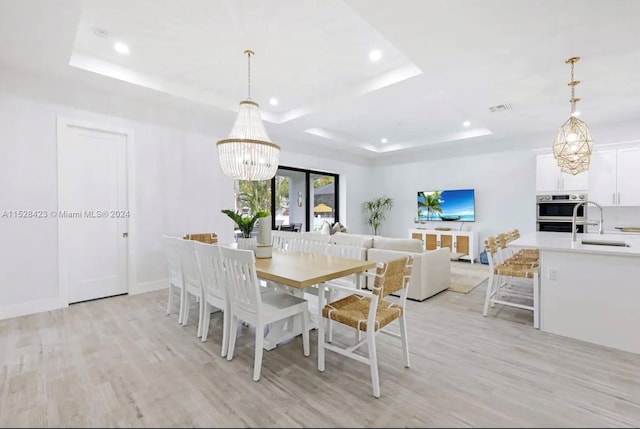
536,154,589,192
588,149,617,205
616,147,640,205
588,147,640,206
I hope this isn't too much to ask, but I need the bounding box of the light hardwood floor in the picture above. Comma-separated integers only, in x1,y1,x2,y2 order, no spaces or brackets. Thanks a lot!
1,281,639,428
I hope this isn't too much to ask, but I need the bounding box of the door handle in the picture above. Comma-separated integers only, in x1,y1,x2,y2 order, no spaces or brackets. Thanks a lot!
618,192,621,205
123,232,128,238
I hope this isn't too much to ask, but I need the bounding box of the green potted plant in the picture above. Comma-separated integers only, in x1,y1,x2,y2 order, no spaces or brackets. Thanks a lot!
221,209,270,250
363,196,394,236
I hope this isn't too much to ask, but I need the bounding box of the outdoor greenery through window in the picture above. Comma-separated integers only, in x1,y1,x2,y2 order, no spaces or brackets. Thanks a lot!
235,180,271,216
234,166,339,232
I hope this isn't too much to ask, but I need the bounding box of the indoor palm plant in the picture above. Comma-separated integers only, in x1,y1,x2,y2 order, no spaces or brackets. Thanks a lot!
363,196,394,236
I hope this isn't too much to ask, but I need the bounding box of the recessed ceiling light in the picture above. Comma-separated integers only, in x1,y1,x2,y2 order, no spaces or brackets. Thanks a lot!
381,138,388,143
269,97,278,106
571,111,581,117
114,42,129,55
463,121,471,127
369,50,382,62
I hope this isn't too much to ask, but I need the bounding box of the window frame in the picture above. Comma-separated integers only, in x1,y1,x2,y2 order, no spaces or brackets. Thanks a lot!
270,166,340,232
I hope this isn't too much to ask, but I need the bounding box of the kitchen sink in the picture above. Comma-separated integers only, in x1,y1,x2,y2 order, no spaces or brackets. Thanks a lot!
581,239,630,247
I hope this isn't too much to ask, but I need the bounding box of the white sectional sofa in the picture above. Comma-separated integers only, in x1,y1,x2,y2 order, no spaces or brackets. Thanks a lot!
366,236,451,301
298,232,451,301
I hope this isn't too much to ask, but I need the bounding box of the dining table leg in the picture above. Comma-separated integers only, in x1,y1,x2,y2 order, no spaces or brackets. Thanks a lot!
262,285,317,351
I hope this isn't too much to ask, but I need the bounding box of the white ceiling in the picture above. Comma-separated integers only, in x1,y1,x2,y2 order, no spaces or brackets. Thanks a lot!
1,0,640,161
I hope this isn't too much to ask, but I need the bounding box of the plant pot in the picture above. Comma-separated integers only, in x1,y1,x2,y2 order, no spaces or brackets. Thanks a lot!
255,244,273,259
237,237,258,252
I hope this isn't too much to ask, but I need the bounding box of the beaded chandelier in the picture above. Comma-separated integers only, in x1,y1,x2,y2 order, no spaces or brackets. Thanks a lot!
217,50,280,181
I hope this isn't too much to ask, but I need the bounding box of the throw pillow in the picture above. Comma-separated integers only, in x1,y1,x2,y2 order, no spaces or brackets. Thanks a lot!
320,220,332,235
331,222,348,235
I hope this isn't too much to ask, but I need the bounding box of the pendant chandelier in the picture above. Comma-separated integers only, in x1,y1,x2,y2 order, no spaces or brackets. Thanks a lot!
552,56,594,175
217,50,280,181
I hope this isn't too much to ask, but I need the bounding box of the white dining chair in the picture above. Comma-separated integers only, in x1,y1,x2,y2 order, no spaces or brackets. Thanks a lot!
221,246,311,382
271,230,299,251
324,242,364,288
162,235,185,324
193,241,229,356
176,238,205,337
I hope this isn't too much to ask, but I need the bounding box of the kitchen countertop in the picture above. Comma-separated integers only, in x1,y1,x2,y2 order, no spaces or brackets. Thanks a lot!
510,231,640,257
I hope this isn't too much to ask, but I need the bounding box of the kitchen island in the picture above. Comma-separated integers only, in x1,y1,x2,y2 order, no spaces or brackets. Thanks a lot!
510,231,640,355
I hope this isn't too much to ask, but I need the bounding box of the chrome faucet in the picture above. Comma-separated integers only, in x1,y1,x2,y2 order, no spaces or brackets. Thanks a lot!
572,200,604,242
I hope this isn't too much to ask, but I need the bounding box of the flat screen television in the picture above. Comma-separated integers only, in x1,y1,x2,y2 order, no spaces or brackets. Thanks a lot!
417,189,475,222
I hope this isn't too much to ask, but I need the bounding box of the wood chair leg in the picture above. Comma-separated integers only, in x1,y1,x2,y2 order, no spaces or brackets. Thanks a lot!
201,302,210,342
399,315,410,368
318,282,327,372
221,307,230,357
197,296,204,338
166,285,173,316
182,294,191,326
178,287,186,325
227,315,238,361
533,272,540,329
483,273,495,316
301,311,310,357
253,323,265,381
367,328,380,398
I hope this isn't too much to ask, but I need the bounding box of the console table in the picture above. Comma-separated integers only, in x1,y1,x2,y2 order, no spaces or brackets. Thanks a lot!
409,228,478,264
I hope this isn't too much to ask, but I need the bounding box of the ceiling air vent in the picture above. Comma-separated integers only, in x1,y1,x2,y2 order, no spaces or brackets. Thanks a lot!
489,103,512,112
93,28,109,39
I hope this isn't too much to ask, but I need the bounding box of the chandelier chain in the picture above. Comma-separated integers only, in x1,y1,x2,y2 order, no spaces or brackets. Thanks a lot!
570,59,576,114
247,50,252,100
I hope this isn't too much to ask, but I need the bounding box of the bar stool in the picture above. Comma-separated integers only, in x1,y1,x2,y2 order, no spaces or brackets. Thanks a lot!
482,236,540,329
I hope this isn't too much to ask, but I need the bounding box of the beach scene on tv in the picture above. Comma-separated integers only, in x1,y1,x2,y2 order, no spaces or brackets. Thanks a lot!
417,189,476,222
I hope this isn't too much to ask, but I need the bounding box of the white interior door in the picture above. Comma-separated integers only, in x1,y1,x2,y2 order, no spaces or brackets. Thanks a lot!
58,123,128,304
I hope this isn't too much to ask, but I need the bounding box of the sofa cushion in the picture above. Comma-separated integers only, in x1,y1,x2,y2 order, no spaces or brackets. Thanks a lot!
330,232,374,249
300,231,330,241
373,237,424,253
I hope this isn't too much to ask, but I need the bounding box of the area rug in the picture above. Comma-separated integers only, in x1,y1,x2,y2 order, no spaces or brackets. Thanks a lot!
448,261,490,293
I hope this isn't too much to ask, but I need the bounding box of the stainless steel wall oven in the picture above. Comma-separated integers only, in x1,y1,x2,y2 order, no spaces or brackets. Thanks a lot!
536,193,587,233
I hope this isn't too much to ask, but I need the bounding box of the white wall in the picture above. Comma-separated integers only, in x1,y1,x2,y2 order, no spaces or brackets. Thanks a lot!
0,92,240,319
588,206,640,233
0,83,372,320
367,150,538,256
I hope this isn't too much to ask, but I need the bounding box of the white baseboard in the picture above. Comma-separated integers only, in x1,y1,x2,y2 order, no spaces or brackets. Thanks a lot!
130,279,167,295
0,280,167,320
0,297,67,321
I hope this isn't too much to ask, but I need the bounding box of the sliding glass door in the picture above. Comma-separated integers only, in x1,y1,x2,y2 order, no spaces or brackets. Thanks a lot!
274,169,306,231
310,173,336,231
234,166,339,232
